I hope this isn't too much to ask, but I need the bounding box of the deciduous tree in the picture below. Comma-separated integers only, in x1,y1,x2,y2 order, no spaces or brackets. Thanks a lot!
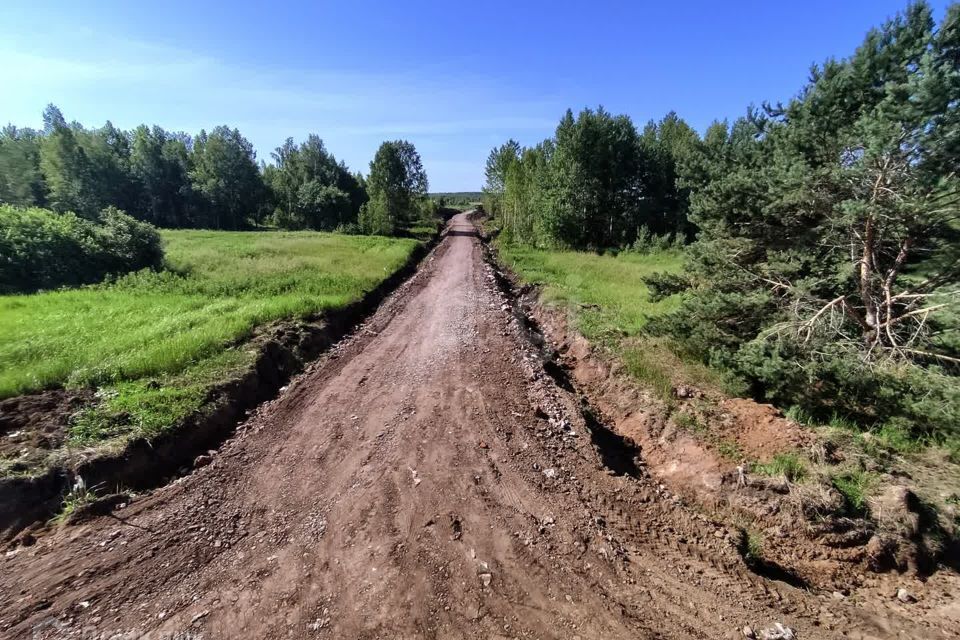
190,126,266,229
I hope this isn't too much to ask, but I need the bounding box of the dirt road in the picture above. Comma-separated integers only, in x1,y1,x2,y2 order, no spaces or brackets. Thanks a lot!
0,214,940,639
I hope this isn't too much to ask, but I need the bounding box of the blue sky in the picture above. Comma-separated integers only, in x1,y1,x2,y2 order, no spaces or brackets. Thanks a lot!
0,1,951,191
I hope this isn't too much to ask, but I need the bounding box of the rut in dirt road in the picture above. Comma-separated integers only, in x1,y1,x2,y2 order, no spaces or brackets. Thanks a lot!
0,213,938,639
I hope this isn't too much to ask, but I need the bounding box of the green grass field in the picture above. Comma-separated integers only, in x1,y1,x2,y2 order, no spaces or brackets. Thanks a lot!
0,230,419,447
498,245,684,342
498,244,733,399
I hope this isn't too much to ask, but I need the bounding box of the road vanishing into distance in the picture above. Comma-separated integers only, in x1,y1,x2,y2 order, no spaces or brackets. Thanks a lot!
0,214,930,639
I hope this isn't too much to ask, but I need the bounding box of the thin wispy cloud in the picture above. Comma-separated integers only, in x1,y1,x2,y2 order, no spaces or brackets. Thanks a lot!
0,31,561,189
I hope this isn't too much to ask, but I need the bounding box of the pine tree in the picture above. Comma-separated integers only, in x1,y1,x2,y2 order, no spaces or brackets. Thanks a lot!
654,1,960,436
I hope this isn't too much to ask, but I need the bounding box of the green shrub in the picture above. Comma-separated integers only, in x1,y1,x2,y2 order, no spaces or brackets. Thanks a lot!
946,439,960,465
743,530,764,563
0,204,163,293
731,337,960,443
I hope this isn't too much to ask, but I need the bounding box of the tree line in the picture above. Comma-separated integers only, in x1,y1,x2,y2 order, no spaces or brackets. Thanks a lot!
483,109,698,248
0,105,429,234
485,1,960,441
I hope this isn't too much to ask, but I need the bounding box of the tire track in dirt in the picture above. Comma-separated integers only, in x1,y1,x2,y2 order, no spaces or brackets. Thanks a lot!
0,214,946,639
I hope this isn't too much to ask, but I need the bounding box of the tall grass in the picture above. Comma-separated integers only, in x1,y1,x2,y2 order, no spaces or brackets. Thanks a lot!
0,230,419,398
498,245,684,342
498,244,736,397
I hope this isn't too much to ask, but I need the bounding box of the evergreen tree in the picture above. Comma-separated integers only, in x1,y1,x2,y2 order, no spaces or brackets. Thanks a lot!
654,1,960,436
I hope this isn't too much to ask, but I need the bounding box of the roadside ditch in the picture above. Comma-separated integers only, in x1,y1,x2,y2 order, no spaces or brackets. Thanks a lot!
0,227,445,542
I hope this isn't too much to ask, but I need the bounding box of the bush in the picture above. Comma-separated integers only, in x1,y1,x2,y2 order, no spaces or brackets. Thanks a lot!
732,336,960,442
630,227,684,253
0,204,163,293
357,193,394,236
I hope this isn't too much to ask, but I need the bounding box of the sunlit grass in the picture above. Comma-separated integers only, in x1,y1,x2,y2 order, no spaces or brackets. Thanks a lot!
498,244,737,397
754,453,807,482
497,245,684,341
0,230,418,399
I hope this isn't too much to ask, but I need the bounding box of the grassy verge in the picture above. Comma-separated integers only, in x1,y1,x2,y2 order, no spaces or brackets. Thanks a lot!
496,238,960,556
0,230,420,455
497,243,733,398
497,244,684,341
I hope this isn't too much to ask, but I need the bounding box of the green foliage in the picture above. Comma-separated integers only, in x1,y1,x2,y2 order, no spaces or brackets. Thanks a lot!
642,271,691,302
129,125,195,227
358,189,395,236
743,530,764,563
784,405,815,426
1,105,372,232
189,126,267,229
629,226,685,253
39,105,102,217
265,135,366,231
485,108,700,248
430,192,482,208
482,140,521,217
0,204,163,293
0,125,45,206
946,439,960,464
54,477,99,523
411,197,443,235
638,111,701,238
832,469,877,516
546,106,647,248
650,2,960,442
360,140,429,236
0,229,419,399
754,453,807,482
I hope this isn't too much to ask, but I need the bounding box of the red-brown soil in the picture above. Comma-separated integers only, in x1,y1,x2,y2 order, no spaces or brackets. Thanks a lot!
0,214,956,639
717,399,815,461
0,390,93,466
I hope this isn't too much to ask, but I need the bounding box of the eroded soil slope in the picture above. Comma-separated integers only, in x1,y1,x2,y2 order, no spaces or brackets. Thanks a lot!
0,214,951,639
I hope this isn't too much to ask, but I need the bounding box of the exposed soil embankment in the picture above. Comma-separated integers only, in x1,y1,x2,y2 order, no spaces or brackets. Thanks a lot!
0,230,441,541
479,227,959,599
